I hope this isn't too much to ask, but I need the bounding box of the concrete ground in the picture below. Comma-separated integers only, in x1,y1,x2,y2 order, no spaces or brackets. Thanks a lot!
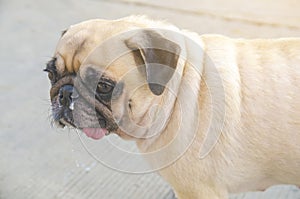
0,0,300,198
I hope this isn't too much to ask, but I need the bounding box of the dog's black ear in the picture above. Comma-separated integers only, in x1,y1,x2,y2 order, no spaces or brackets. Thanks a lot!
125,30,181,95
61,29,68,37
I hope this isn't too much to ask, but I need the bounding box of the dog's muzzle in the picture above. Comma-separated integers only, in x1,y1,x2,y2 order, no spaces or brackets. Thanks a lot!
50,75,118,131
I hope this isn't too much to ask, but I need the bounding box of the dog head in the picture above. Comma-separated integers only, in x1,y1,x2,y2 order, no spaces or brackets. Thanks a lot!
45,16,185,140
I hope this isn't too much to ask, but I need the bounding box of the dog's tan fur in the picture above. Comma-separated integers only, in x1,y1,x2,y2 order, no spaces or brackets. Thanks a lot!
51,16,300,198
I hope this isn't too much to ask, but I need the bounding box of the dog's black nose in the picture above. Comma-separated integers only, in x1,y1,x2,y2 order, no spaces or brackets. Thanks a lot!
58,85,75,107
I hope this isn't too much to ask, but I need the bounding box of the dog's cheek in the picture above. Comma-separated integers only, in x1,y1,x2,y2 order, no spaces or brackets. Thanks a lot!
111,87,128,122
129,90,153,122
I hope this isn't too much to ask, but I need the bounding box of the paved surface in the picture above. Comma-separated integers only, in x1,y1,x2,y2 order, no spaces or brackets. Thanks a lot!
0,0,299,198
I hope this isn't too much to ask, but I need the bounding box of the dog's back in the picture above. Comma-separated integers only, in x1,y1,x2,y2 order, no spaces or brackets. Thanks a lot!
201,35,300,191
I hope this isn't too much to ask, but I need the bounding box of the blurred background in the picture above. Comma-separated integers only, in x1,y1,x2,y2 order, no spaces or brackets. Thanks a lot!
0,0,300,198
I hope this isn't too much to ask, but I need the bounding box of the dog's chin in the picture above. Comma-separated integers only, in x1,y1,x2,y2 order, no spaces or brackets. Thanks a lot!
58,122,111,140
53,112,142,141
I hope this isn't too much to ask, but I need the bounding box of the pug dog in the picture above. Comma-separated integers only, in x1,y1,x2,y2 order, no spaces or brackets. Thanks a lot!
45,16,300,199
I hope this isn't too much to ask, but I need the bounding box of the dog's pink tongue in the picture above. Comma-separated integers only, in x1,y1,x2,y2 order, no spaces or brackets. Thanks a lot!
82,128,107,140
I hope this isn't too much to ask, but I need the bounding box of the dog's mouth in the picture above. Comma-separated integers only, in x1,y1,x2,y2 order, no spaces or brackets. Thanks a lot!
50,75,118,140
58,117,111,140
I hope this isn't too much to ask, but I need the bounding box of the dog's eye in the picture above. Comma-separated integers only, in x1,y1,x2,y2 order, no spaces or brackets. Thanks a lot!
97,82,113,94
48,71,54,81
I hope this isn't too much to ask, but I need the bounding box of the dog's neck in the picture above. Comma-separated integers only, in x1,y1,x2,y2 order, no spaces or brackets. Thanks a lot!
136,31,205,153
136,61,204,168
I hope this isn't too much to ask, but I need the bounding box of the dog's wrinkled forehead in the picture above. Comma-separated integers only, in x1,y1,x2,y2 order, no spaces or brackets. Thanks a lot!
53,19,146,75
54,20,107,74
